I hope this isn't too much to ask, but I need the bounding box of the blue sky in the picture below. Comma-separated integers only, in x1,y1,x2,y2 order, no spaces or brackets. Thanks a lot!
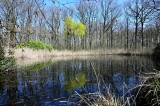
44,0,127,7
44,0,127,22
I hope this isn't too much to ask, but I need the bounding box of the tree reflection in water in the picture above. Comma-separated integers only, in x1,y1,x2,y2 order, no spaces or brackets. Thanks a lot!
65,72,86,91
0,56,158,105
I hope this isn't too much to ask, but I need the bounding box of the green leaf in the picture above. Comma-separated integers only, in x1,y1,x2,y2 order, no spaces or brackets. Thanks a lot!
64,17,86,37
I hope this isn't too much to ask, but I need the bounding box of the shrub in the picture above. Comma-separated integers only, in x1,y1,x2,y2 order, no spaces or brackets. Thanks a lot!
0,56,16,71
17,40,53,51
152,43,160,58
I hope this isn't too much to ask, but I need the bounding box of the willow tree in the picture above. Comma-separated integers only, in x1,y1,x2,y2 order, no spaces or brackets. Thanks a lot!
64,17,86,50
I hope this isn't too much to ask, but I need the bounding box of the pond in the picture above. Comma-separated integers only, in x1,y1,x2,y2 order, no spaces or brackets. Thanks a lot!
0,56,159,106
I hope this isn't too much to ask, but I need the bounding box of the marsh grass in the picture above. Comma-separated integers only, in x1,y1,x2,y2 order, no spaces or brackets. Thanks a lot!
70,64,160,106
134,71,160,106
13,48,153,59
68,64,132,106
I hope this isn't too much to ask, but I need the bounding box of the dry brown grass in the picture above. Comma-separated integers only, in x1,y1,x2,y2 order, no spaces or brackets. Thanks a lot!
13,48,153,59
129,47,153,55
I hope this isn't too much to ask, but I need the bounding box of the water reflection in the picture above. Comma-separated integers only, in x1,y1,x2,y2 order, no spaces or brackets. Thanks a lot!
65,72,86,91
20,60,54,71
0,56,157,105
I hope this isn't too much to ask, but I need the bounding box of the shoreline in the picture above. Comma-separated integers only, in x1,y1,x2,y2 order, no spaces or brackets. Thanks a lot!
13,48,152,59
5,47,153,67
13,48,153,67
16,55,152,68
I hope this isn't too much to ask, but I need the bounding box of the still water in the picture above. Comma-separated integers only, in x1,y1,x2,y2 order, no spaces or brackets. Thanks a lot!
0,56,159,106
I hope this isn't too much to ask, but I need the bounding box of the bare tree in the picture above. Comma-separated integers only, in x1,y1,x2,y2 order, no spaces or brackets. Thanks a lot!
76,0,88,49
139,0,154,48
100,0,120,48
49,7,61,48
125,0,141,49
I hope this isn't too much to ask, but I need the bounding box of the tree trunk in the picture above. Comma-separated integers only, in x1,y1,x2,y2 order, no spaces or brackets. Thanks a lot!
141,22,144,48
126,18,129,49
135,21,138,49
110,12,113,48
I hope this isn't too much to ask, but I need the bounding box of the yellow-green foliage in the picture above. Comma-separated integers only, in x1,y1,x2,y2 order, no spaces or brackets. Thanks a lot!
17,40,53,51
64,17,86,37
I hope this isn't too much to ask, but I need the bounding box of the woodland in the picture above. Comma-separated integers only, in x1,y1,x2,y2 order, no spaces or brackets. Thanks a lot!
0,0,159,53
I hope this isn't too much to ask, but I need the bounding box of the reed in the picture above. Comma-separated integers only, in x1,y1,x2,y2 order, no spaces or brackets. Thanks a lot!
70,65,160,106
69,64,131,106
13,48,153,59
134,71,160,106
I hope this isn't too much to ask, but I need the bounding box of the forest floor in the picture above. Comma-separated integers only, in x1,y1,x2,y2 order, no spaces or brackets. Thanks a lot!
13,47,153,59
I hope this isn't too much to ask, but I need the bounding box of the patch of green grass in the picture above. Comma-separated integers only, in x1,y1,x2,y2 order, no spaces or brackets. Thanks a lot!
17,40,53,51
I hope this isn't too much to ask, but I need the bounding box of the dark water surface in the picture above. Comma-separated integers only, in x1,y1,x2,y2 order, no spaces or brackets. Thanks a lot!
0,56,159,106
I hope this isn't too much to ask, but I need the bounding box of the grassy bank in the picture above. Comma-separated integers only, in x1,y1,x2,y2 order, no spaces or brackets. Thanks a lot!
9,40,154,58
13,48,153,59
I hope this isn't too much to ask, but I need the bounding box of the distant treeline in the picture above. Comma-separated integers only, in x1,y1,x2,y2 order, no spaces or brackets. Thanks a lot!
0,0,159,51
